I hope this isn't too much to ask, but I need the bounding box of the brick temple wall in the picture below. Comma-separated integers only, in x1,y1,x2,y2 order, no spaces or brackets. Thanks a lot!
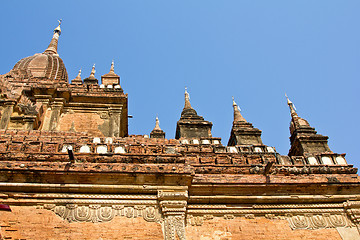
0,206,163,240
1,207,348,240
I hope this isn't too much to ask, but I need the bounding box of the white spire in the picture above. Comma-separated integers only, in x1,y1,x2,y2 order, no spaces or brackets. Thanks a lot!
154,115,161,130
232,96,246,122
44,19,62,54
89,64,96,78
110,60,115,72
184,87,192,109
285,93,297,116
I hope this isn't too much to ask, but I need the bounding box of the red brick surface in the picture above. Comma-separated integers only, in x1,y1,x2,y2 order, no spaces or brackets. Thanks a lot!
0,206,163,240
185,217,342,240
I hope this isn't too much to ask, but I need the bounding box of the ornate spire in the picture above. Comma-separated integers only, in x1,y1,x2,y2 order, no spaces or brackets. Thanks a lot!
76,69,81,79
232,97,246,122
184,87,192,109
101,60,120,86
285,95,332,157
285,93,297,117
176,87,212,139
154,116,161,131
44,19,62,54
71,69,82,84
89,64,96,79
227,97,263,146
83,64,98,85
150,115,165,139
110,60,115,73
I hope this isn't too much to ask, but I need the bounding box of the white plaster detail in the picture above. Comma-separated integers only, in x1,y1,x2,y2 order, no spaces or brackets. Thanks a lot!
254,147,262,152
335,156,347,165
192,139,199,145
266,147,275,153
93,137,101,144
201,140,210,145
61,145,72,153
227,146,238,153
79,145,91,153
105,137,113,144
114,85,121,89
213,140,220,145
144,135,149,139
321,156,333,165
308,157,319,165
96,145,108,154
181,139,189,144
107,85,113,88
100,84,105,88
114,146,126,154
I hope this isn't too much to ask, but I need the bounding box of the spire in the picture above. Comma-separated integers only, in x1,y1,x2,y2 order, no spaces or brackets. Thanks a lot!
232,97,247,122
110,60,115,73
154,116,161,131
71,69,82,84
176,87,212,139
83,64,99,85
227,97,263,146
184,87,192,109
101,60,120,86
44,19,62,54
150,115,165,139
285,94,332,156
76,69,82,79
89,64,96,79
285,93,297,117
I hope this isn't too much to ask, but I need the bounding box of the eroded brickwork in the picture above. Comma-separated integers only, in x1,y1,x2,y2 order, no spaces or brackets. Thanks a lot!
0,206,163,240
185,217,342,240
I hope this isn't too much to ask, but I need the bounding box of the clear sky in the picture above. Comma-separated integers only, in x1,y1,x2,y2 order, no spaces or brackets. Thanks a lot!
1,1,359,168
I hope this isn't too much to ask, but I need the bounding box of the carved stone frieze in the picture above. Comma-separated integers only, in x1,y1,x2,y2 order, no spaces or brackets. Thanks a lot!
187,211,355,231
286,213,354,230
158,190,188,240
163,214,186,240
344,200,360,233
43,204,161,223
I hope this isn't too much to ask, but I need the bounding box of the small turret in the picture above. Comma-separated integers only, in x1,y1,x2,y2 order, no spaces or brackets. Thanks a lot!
175,88,212,139
286,94,332,157
228,97,263,146
101,60,121,86
83,64,99,85
150,116,165,139
71,69,83,84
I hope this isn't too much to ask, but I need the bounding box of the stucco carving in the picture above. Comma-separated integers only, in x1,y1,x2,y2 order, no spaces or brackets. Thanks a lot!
286,213,354,230
187,212,355,230
43,204,161,223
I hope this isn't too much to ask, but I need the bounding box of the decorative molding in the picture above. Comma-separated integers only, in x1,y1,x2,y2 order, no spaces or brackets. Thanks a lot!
158,190,188,240
43,204,161,223
344,200,360,233
286,213,354,230
187,213,354,230
163,214,186,240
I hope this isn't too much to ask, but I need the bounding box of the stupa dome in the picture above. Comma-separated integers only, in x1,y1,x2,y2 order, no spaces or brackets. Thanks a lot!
11,53,68,82
9,20,68,83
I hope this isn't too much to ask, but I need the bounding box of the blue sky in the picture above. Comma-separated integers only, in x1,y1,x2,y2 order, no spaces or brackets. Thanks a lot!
1,1,359,167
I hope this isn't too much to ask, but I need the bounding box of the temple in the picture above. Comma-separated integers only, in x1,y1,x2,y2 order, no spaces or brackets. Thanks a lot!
0,22,359,240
